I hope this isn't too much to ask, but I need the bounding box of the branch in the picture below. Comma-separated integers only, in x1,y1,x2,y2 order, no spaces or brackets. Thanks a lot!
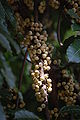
18,0,31,18
46,0,49,18
18,50,28,90
45,104,50,120
34,0,38,22
57,0,71,47
49,63,60,107
57,10,63,47
70,113,74,120
16,50,28,108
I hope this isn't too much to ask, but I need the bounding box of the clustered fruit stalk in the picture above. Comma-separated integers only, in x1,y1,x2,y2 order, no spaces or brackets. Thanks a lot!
28,22,52,118
23,0,53,119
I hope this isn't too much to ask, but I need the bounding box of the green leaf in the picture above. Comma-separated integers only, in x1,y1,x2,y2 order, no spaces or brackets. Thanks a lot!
59,105,80,113
67,9,80,19
14,110,39,120
0,20,8,34
62,36,75,54
67,37,80,63
6,33,21,54
0,33,11,51
0,52,16,88
0,29,20,54
72,22,80,31
0,1,20,54
1,0,16,28
0,2,5,20
64,29,76,41
0,103,6,120
0,74,3,88
0,1,8,33
57,105,80,120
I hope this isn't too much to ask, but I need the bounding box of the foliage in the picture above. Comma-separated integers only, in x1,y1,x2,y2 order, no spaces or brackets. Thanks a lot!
0,103,6,120
14,109,40,120
67,37,80,63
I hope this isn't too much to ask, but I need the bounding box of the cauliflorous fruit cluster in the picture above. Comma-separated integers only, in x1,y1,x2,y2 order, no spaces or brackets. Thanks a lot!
22,22,53,111
64,0,80,23
57,69,77,105
24,0,34,11
0,88,25,114
15,12,31,34
7,89,25,109
53,59,61,65
0,88,25,120
38,1,46,14
70,0,80,13
49,107,59,119
49,0,60,9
